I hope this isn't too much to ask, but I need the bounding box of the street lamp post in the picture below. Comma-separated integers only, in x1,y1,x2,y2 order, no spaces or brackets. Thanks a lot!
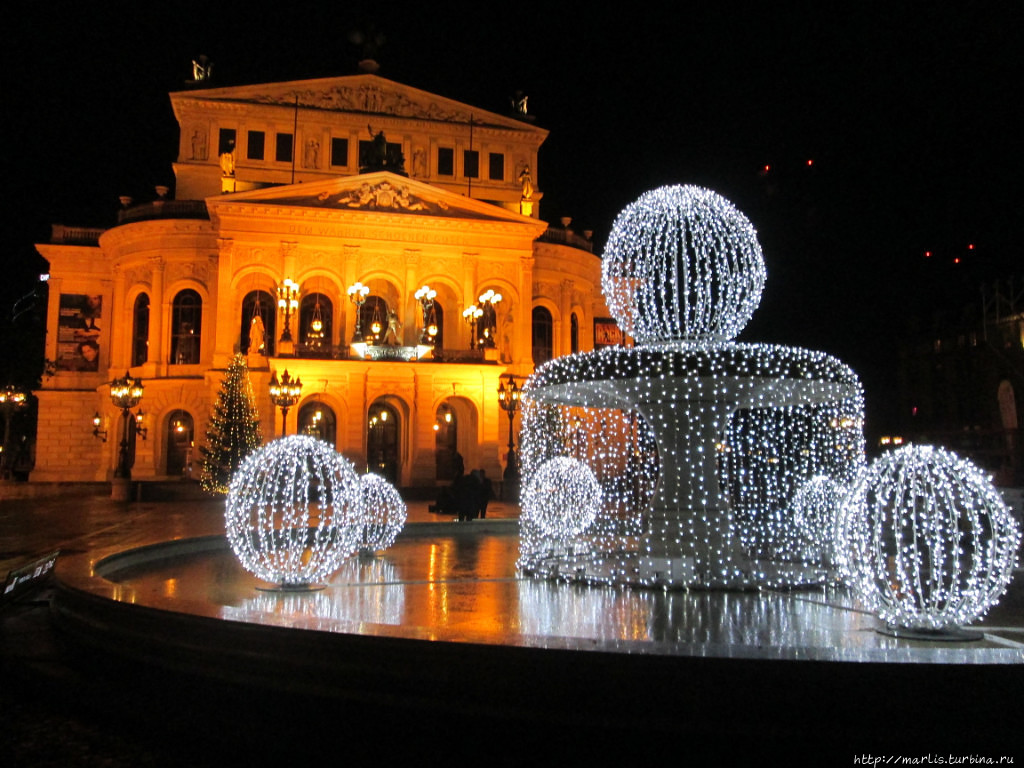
0,384,28,481
108,372,146,499
477,289,502,348
347,282,370,343
269,369,302,437
277,278,300,354
497,375,522,499
462,304,482,349
414,285,438,344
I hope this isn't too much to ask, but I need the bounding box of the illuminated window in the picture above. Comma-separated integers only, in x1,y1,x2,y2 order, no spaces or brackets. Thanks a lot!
489,152,504,180
132,293,149,367
330,138,349,167
532,306,553,365
437,147,454,176
247,131,265,160
464,150,479,178
170,290,202,365
275,133,293,163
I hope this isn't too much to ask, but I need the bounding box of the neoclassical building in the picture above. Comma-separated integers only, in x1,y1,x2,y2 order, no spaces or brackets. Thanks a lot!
33,72,611,488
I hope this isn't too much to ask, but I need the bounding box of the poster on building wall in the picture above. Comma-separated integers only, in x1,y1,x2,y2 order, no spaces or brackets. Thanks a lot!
594,317,623,348
56,293,102,372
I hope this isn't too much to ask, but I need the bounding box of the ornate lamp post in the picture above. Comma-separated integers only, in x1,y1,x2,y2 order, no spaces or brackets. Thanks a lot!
414,285,438,344
109,372,146,483
269,369,302,437
0,385,28,481
462,304,482,349
277,278,300,353
347,282,370,343
477,289,502,348
497,375,522,497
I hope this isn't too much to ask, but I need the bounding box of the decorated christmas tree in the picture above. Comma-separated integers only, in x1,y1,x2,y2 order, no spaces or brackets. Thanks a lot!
200,354,263,493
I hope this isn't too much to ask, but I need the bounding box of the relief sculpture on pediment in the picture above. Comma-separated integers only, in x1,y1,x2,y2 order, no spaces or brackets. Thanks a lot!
252,85,472,123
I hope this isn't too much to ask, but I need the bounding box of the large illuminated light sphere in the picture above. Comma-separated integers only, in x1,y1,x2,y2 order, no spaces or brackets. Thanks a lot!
837,444,1021,631
790,474,847,565
226,435,364,587
601,184,766,344
356,473,407,553
522,457,602,540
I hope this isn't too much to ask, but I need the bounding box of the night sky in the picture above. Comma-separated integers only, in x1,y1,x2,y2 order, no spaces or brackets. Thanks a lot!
4,2,1022,433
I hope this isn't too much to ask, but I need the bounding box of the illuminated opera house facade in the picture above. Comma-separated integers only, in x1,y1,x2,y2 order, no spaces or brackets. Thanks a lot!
33,72,611,488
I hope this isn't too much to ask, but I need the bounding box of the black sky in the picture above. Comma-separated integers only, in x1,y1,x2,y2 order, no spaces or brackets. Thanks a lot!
3,1,1022,432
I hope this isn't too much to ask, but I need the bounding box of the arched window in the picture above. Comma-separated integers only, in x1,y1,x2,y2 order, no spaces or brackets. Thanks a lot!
299,401,337,446
240,290,275,356
367,402,400,484
532,306,553,365
434,400,458,480
299,293,333,355
166,410,194,476
170,290,202,365
570,312,579,354
132,293,149,366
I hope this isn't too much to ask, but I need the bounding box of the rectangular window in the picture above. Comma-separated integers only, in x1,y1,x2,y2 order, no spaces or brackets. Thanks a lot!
488,152,504,180
247,131,265,160
464,150,479,178
437,147,454,176
331,138,349,167
275,133,294,163
218,128,236,156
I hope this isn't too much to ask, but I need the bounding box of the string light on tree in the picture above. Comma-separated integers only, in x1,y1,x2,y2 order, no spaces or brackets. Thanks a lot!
225,435,364,589
356,473,407,554
200,354,262,494
836,444,1021,638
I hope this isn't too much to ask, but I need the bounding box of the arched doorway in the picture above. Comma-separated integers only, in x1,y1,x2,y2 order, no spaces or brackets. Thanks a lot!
166,410,194,477
434,400,460,481
241,290,275,356
367,401,400,484
299,401,337,447
299,293,333,355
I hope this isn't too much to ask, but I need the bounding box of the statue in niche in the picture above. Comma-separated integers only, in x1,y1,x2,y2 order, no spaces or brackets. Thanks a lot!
518,165,534,200
383,308,403,346
248,314,266,355
499,308,515,363
303,139,320,169
412,147,426,178
191,129,208,160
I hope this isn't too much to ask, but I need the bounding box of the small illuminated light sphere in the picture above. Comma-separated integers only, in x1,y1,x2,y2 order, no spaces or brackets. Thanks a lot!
601,184,765,344
790,474,846,565
836,444,1021,633
356,473,407,554
225,435,364,588
522,456,602,541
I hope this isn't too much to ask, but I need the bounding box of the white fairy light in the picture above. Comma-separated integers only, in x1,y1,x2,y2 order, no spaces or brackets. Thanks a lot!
521,456,602,541
789,474,847,566
836,444,1021,632
225,435,364,587
601,184,765,345
520,184,865,589
356,473,407,553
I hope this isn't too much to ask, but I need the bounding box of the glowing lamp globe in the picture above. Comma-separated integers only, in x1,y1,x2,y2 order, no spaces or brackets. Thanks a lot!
522,456,601,540
226,435,364,587
356,473,407,553
836,444,1021,633
601,184,765,345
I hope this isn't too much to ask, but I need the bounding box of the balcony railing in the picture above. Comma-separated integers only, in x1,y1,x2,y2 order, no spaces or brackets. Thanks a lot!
282,344,489,364
537,227,594,252
49,225,105,246
117,200,210,224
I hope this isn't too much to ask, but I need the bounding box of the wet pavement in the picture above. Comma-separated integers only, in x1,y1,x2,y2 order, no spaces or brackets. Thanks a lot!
3,484,1024,764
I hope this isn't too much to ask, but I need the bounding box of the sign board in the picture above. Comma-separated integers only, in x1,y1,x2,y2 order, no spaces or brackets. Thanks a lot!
1,550,60,605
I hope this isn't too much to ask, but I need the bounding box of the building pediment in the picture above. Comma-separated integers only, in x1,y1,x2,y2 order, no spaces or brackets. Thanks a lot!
172,74,544,135
208,172,548,230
